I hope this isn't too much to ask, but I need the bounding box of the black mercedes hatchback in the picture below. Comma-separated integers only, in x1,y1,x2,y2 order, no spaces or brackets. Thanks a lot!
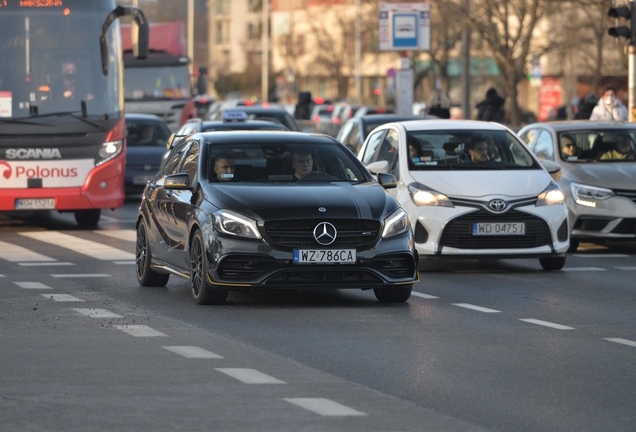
135,131,418,305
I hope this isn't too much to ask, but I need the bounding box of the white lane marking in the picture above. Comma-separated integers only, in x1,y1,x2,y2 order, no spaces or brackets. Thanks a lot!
94,230,137,242
20,232,135,261
562,267,606,272
604,338,636,348
453,303,501,313
519,318,575,330
51,274,110,278
19,262,75,266
0,274,4,277
615,266,636,271
162,346,223,359
284,398,366,416
73,308,123,318
42,294,84,302
0,240,56,262
99,216,137,223
573,254,630,258
14,282,53,290
113,325,167,337
114,261,136,265
215,368,286,384
411,292,439,299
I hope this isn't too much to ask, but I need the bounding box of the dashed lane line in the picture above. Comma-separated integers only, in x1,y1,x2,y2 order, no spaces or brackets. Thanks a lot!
0,240,56,262
73,308,123,319
411,292,439,299
615,266,636,271
283,398,366,416
113,325,168,337
562,267,606,272
519,319,575,330
20,232,135,261
114,261,136,265
604,338,636,348
14,282,53,290
51,274,110,278
573,254,630,258
19,262,75,266
452,303,501,313
215,368,286,384
163,346,223,359
42,294,84,302
99,216,137,223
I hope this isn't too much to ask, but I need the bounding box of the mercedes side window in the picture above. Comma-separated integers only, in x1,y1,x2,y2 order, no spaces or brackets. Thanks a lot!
361,130,386,165
164,141,189,176
533,130,554,161
348,122,362,154
181,141,200,180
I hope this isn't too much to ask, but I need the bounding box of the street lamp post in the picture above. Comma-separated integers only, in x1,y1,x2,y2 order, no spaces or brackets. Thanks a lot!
188,0,194,77
262,0,269,102
355,0,361,104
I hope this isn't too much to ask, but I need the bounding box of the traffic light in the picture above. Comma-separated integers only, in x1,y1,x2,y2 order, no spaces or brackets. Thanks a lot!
608,2,636,44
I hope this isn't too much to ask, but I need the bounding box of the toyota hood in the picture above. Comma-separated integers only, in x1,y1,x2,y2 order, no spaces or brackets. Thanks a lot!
408,169,552,199
204,182,398,221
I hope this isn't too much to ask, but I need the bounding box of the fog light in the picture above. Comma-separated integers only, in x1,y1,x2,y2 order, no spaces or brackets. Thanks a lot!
100,181,107,189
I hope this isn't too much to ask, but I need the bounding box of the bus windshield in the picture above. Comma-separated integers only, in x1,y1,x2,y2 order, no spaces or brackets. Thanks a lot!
0,2,122,121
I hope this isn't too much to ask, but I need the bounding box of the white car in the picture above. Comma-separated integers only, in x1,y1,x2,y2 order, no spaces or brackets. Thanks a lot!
357,120,570,270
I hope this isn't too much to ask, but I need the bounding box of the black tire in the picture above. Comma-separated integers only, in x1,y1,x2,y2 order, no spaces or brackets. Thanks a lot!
136,219,170,286
373,284,413,303
539,256,566,271
74,209,101,227
190,229,228,305
567,239,580,253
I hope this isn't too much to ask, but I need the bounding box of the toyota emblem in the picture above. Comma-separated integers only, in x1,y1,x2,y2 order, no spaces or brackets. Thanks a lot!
489,199,507,211
313,222,337,245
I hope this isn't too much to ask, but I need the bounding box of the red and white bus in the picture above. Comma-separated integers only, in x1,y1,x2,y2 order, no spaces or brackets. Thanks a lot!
0,0,148,226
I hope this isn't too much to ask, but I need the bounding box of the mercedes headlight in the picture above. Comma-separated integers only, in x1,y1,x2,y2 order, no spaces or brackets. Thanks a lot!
408,182,453,207
536,181,565,206
382,208,410,239
570,182,613,208
213,210,262,239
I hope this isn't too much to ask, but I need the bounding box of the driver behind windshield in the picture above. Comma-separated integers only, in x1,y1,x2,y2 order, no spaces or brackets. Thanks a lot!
291,151,314,180
465,139,490,163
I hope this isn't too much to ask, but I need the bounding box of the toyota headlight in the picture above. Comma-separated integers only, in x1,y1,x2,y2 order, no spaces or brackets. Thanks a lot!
570,182,613,208
536,181,565,206
382,208,410,238
408,182,453,207
213,210,262,239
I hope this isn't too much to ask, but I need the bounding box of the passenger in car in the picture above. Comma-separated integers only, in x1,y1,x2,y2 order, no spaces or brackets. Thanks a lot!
560,135,581,159
599,134,635,160
213,153,235,181
290,151,314,180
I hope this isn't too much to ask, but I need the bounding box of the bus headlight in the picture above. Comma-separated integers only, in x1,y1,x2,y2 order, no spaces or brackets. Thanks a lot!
95,140,123,166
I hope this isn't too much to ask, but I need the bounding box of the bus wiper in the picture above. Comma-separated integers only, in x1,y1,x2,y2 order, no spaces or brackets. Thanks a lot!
0,117,55,126
27,111,105,131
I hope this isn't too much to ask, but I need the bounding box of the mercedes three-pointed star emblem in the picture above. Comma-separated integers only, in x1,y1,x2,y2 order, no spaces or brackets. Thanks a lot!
313,222,337,245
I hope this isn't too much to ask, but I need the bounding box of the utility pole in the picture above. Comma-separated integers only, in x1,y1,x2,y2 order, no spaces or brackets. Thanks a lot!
262,0,269,102
460,0,471,119
355,0,362,104
187,0,194,77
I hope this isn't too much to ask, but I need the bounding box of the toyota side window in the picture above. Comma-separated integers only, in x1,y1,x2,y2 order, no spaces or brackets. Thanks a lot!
361,130,386,165
533,130,554,161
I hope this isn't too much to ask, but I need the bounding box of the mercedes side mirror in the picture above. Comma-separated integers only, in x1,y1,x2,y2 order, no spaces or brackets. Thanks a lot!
377,172,397,189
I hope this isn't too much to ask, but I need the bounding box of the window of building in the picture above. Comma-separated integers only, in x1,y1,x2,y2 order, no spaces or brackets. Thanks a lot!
215,0,230,15
216,21,230,45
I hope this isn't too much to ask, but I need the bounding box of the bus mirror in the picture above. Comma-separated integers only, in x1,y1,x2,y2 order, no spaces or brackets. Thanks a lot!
100,6,149,75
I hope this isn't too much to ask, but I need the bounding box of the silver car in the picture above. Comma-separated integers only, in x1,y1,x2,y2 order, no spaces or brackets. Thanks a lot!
518,121,636,251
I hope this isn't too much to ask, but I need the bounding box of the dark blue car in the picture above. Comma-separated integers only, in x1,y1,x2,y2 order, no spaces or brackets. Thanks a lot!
124,113,172,197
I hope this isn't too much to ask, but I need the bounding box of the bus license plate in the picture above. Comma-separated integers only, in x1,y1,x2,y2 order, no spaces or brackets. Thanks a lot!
293,249,356,264
473,222,525,235
15,198,56,210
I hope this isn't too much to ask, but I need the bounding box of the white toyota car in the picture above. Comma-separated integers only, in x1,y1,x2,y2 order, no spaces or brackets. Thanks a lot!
357,120,570,270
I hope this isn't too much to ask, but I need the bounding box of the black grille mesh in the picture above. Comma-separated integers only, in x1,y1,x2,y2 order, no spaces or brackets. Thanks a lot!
611,218,636,234
264,219,380,249
439,210,552,250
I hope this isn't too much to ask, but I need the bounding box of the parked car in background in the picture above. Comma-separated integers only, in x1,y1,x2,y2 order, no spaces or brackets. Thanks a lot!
124,114,172,197
357,120,570,270
310,104,335,124
176,112,289,136
315,102,348,137
354,106,394,118
135,131,418,304
337,114,433,155
209,106,300,131
518,121,636,252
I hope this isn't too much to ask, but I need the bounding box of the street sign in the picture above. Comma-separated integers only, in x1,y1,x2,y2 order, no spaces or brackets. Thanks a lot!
379,2,430,51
